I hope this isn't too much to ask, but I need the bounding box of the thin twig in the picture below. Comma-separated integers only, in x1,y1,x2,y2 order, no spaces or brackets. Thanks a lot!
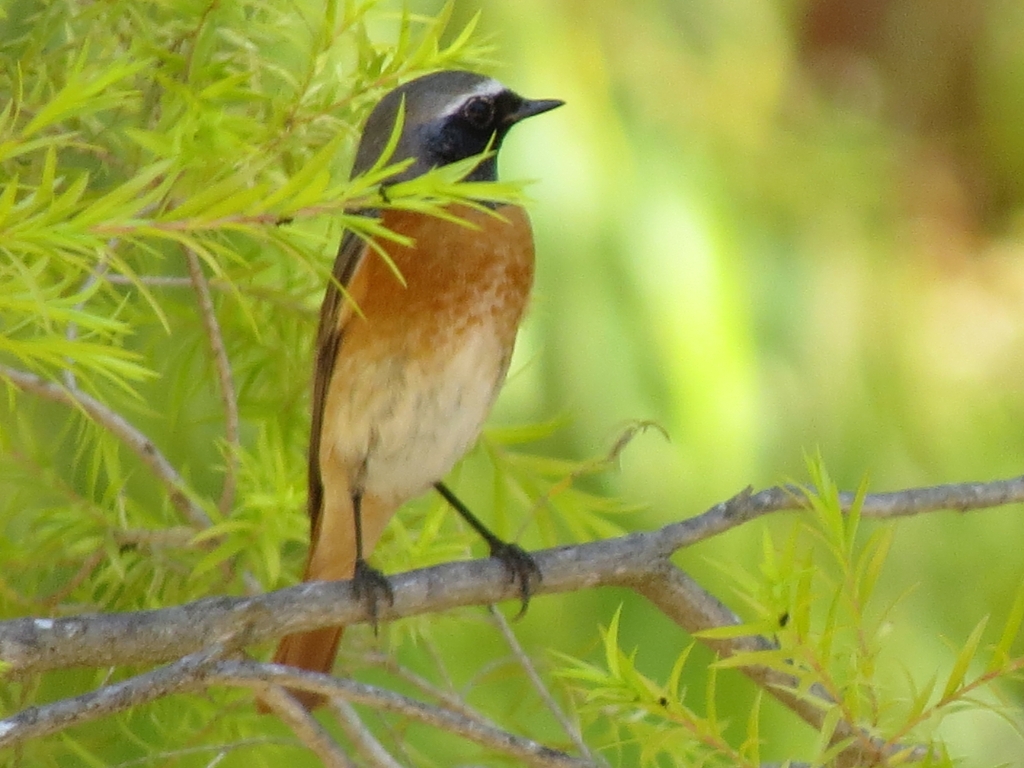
221,662,596,768
329,699,406,768
0,645,226,747
488,605,601,765
0,657,594,768
184,248,240,515
259,687,356,768
0,364,212,529
103,275,194,287
1,476,1015,765
346,651,482,722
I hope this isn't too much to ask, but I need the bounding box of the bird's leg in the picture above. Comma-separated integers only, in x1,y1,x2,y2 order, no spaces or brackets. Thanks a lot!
434,481,541,618
351,491,394,633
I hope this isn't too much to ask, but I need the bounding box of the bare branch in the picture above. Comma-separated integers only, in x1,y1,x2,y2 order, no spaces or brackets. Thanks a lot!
0,646,226,747
1,476,1015,764
4,475,1021,676
654,477,1024,554
103,274,194,287
328,699,405,768
0,655,592,767
260,687,357,768
838,475,1024,517
0,364,212,529
184,248,240,515
216,662,597,768
488,606,602,766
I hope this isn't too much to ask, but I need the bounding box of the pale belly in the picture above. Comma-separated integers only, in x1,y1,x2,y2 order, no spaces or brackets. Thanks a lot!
323,325,507,505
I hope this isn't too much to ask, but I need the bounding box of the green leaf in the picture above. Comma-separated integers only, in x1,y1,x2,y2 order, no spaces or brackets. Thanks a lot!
855,526,893,607
813,705,842,760
906,672,938,722
710,647,794,671
603,605,624,678
73,160,177,228
941,616,988,700
258,130,347,213
989,582,1024,671
22,55,146,137
740,690,763,763
695,622,766,641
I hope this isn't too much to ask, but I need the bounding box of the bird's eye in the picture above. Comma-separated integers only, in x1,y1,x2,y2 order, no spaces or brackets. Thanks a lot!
462,97,495,129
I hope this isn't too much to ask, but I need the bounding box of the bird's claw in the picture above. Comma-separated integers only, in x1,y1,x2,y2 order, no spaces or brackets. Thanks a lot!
353,559,394,634
489,541,541,619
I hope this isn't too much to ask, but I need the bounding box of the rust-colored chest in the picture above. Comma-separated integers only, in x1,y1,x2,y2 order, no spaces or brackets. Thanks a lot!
319,203,536,502
345,204,535,358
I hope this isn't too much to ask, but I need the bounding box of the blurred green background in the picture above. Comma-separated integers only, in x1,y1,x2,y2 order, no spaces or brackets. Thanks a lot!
3,0,1024,763
439,0,1024,763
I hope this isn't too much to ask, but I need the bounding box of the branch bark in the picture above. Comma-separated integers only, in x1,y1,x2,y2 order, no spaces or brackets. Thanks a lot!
184,247,240,515
0,364,212,529
1,477,1020,763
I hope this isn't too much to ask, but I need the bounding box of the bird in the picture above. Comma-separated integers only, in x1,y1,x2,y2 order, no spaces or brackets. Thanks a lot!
264,70,563,710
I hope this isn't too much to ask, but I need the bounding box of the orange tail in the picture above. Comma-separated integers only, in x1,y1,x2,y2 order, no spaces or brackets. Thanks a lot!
263,625,344,710
259,489,395,713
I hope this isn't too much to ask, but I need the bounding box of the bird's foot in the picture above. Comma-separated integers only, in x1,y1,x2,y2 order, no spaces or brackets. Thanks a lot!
489,540,542,619
353,558,394,634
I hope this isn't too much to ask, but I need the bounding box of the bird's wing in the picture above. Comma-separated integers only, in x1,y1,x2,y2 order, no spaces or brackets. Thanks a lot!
307,228,371,539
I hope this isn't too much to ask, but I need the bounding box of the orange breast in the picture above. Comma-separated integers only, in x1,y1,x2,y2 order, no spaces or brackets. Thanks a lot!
355,204,534,351
319,204,535,505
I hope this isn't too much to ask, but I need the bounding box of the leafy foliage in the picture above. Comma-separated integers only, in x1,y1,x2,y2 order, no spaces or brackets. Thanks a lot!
2,0,1022,766
553,457,1024,766
0,0,504,612
0,0,536,758
557,607,764,768
0,0,638,764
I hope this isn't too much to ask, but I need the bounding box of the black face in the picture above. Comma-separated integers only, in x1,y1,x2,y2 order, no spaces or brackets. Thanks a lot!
350,71,562,184
417,90,526,182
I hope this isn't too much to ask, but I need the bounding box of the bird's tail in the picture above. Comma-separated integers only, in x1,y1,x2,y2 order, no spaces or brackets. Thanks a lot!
258,490,393,713
261,625,344,711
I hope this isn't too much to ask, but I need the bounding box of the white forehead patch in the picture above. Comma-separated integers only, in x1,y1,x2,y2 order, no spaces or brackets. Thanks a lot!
435,78,505,120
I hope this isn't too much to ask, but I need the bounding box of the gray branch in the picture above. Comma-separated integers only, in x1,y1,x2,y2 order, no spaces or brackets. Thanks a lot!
0,364,212,529
259,687,358,768
328,699,405,768
184,248,240,515
0,658,595,768
218,662,595,768
1,477,1020,764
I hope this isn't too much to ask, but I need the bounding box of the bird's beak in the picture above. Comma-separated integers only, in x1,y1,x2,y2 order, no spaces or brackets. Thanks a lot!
506,97,565,124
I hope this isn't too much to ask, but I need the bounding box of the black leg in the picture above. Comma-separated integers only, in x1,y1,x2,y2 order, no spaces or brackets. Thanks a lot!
351,491,393,633
434,481,541,617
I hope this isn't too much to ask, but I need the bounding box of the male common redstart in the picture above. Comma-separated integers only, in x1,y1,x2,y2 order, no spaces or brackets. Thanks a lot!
267,70,562,709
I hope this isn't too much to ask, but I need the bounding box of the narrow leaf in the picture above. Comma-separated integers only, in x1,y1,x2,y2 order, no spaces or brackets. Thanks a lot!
941,616,988,700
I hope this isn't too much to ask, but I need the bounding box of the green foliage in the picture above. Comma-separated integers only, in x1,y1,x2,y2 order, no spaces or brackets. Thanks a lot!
3,0,1022,765
0,0,570,763
0,0,503,610
553,456,1024,766
556,607,764,768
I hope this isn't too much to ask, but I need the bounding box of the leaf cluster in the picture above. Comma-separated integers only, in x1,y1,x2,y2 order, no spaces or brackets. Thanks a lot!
0,0,497,603
0,0,550,763
553,457,1024,766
